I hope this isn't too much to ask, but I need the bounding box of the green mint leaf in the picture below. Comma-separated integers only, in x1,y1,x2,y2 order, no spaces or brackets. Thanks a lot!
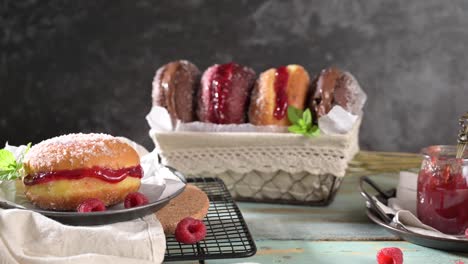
298,119,306,128
303,108,312,126
305,126,321,137
288,125,306,134
287,107,321,138
0,170,20,181
0,143,32,181
0,170,13,177
0,149,16,171
287,106,303,124
0,168,21,181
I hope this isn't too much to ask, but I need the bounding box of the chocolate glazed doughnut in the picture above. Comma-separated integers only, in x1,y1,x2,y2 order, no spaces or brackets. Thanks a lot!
249,65,310,126
152,60,201,122
197,62,256,124
333,71,366,115
309,67,341,119
309,67,366,119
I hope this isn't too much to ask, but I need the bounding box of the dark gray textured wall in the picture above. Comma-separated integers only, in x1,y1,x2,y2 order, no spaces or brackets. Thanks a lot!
1,0,468,152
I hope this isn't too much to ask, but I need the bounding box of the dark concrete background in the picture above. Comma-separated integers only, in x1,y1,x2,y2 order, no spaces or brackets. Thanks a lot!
1,0,468,152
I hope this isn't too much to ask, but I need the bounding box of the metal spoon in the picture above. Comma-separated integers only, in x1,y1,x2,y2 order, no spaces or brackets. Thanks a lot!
456,112,468,159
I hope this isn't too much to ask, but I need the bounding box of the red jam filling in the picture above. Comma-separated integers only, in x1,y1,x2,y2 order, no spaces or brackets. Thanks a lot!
23,165,143,186
273,66,289,120
209,62,236,124
417,162,468,235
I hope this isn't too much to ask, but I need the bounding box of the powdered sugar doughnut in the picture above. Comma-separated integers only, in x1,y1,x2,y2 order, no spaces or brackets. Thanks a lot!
23,133,142,211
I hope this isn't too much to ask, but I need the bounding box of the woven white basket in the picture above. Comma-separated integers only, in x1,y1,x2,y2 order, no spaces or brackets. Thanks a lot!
151,118,360,205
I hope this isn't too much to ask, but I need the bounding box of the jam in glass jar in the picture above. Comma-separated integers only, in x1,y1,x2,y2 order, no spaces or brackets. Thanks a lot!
417,145,468,235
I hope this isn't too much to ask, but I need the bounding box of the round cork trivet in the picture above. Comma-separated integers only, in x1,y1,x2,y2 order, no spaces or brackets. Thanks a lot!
155,184,209,234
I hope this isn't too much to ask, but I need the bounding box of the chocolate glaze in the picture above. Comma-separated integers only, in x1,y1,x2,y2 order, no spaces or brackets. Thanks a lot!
333,72,350,111
152,60,200,122
310,67,366,120
334,71,365,114
310,67,341,119
197,62,256,124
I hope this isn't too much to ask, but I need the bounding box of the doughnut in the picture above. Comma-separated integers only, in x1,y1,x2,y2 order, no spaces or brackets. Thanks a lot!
309,67,341,119
156,184,210,234
248,65,310,126
197,62,256,124
152,60,201,122
310,68,365,119
333,71,366,115
23,133,142,211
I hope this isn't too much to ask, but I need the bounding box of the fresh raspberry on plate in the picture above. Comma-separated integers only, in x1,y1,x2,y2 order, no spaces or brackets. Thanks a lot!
76,198,106,212
174,217,207,244
124,192,149,208
377,247,403,264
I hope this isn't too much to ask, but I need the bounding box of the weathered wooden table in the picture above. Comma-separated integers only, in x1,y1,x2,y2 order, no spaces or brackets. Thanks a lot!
173,152,468,263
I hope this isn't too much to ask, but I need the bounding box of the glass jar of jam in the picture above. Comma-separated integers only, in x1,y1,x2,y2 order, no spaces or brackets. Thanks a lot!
417,145,468,235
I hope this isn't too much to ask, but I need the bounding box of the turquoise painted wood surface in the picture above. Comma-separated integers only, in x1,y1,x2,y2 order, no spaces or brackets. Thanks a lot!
238,173,399,241
173,241,468,264
169,152,466,263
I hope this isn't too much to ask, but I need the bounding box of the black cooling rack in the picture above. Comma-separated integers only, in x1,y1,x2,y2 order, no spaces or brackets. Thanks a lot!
164,177,257,263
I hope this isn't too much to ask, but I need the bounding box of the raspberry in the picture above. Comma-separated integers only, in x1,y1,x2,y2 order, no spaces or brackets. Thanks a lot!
76,198,106,212
124,192,149,208
377,247,403,264
174,217,207,244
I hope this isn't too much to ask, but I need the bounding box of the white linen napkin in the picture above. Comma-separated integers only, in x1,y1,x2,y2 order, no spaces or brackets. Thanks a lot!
374,171,466,240
0,210,166,264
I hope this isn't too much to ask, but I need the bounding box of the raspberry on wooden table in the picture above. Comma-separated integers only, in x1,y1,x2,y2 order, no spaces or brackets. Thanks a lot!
376,247,403,264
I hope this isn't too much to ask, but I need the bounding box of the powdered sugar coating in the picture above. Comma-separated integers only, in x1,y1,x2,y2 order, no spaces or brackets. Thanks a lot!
24,133,140,173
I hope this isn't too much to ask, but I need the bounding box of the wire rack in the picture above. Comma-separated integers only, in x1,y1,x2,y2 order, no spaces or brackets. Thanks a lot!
164,177,257,263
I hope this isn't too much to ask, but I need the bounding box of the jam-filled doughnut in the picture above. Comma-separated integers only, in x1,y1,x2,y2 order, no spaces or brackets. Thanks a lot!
197,62,256,124
152,60,201,122
249,65,310,126
23,133,143,211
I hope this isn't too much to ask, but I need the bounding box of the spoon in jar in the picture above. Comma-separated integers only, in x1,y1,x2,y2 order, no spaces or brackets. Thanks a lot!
456,112,468,159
